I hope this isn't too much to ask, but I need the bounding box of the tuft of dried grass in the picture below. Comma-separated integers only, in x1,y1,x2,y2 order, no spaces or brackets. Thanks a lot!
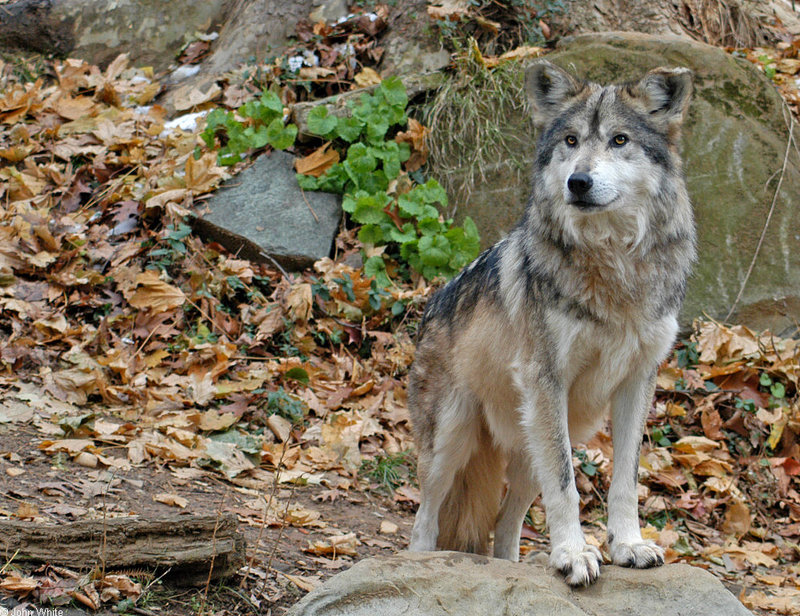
676,0,772,48
421,49,534,219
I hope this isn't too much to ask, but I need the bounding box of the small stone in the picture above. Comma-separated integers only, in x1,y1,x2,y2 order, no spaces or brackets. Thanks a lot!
379,520,398,535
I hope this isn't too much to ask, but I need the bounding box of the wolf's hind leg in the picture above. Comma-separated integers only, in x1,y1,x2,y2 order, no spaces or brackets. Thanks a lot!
409,391,480,552
493,450,539,561
607,369,664,568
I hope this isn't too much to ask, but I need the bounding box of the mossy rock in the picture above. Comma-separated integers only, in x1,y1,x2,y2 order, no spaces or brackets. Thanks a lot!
430,32,800,333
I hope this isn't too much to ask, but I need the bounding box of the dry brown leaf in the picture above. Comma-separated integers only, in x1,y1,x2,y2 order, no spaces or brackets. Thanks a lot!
428,0,471,20
154,492,189,508
287,282,313,322
295,142,340,177
128,270,186,313
0,572,39,595
354,67,382,88
721,500,752,537
305,532,359,557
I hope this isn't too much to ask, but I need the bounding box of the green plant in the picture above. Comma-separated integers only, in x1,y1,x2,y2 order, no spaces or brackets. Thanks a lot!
675,340,699,369
758,54,777,80
267,387,308,424
298,77,480,284
651,424,673,447
575,449,598,477
759,371,786,406
360,450,417,492
200,90,298,166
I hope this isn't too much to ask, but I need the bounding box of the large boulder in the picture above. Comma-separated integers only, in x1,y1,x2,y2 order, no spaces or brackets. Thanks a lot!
0,0,232,71
287,551,753,616
428,32,800,333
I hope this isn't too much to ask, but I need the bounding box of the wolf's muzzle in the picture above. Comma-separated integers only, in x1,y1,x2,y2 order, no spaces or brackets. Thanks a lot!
567,172,593,197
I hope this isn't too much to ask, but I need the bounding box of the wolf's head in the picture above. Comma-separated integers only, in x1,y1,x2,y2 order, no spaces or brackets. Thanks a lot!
524,61,693,247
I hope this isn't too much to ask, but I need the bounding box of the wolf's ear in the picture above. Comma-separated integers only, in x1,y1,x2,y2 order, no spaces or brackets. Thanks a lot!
525,61,583,129
632,67,693,126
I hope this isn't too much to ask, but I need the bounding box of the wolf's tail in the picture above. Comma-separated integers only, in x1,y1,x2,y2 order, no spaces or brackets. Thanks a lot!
436,426,505,554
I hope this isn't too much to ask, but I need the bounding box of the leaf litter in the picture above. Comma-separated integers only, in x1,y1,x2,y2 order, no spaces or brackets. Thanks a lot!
0,9,800,614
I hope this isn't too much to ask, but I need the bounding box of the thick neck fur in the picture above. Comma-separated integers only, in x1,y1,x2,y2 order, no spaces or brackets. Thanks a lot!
512,167,696,325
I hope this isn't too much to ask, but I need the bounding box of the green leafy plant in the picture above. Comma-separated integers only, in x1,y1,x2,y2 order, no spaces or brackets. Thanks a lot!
200,90,298,166
759,371,786,406
360,450,417,493
298,77,480,285
651,424,673,447
267,387,308,424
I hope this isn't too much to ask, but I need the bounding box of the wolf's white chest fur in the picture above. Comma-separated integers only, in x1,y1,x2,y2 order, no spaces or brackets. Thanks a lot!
546,310,678,444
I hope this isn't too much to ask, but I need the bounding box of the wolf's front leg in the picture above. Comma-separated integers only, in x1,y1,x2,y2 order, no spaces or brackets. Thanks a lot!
607,368,664,568
520,380,601,586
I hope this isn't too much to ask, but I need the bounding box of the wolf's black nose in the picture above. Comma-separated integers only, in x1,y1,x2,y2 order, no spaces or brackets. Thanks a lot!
567,172,593,197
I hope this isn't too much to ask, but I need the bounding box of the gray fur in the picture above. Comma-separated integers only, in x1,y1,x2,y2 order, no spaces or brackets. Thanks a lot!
408,61,695,586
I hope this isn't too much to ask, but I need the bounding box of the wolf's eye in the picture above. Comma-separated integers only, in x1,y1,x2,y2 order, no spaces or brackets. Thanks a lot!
612,134,628,147
564,135,578,147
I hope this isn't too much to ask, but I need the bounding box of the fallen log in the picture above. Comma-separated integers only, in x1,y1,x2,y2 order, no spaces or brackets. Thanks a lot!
0,514,244,584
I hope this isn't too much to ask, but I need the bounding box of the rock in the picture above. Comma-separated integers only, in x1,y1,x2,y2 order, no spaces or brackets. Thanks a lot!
287,551,753,616
427,32,800,333
378,0,451,78
309,0,349,25
202,0,317,76
193,150,341,270
550,0,799,48
0,0,231,71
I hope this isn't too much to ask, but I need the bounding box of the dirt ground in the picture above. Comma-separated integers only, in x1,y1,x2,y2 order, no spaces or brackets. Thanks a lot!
0,420,430,615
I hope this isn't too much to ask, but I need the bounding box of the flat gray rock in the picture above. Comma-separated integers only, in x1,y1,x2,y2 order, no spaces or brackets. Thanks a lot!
194,150,341,270
287,551,753,616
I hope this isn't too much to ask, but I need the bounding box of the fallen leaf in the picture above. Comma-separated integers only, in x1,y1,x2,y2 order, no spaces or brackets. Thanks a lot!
128,270,186,313
154,493,188,508
295,142,340,177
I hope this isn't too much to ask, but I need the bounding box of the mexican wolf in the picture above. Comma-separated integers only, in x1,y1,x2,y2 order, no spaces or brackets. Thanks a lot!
407,61,695,586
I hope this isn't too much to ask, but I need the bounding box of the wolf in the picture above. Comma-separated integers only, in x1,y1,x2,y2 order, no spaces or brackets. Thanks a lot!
407,60,695,586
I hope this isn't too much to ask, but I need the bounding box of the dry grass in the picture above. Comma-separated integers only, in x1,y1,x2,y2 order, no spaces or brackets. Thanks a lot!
676,0,773,48
420,52,535,219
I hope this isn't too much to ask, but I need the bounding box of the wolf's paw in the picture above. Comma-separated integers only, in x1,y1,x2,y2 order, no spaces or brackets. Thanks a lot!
609,539,664,568
550,543,602,586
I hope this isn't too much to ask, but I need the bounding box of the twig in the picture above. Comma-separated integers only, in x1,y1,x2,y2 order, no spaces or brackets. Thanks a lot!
724,105,795,322
240,440,289,590
300,187,320,223
258,250,294,282
263,477,300,588
202,489,228,609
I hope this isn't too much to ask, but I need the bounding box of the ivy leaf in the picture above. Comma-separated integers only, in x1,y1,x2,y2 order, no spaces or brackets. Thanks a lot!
364,255,391,287
244,124,269,149
389,222,417,245
337,116,364,142
419,234,451,267
418,217,444,236
307,106,338,137
266,118,297,150
297,172,320,191
379,76,408,110
352,194,387,224
358,224,384,245
345,143,377,174
259,90,284,115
